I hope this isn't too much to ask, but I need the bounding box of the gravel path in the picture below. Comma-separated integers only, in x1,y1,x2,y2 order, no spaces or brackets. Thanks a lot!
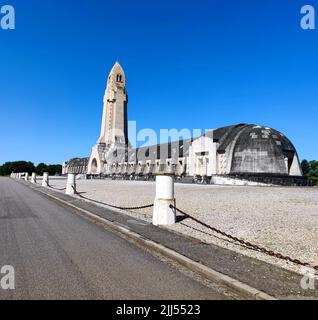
43,177,318,275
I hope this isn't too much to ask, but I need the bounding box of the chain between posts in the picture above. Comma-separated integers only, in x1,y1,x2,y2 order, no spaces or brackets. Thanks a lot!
170,204,318,272
22,176,318,271
72,186,154,211
48,184,67,191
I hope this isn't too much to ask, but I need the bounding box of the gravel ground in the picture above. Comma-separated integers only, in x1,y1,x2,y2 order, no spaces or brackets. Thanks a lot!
40,177,318,275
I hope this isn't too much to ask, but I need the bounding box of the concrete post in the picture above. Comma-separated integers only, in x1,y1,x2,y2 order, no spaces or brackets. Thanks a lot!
42,172,49,187
66,174,76,195
18,173,22,180
31,173,37,184
153,174,176,226
25,173,29,181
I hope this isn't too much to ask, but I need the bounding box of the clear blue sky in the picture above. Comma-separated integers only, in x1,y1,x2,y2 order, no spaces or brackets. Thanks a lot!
0,0,317,164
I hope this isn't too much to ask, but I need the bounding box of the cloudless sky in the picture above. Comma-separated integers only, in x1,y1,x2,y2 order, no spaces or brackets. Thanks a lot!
0,0,317,164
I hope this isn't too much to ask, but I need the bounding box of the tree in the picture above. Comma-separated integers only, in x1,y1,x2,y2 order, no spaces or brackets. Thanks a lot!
47,164,63,176
309,160,318,171
35,163,47,175
301,160,310,176
301,160,318,186
0,161,63,176
0,161,35,176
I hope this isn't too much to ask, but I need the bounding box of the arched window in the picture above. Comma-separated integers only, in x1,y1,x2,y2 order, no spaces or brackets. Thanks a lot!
116,74,123,82
91,159,98,174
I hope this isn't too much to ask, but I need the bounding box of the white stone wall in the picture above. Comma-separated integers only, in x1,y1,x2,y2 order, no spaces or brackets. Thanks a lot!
188,136,216,177
211,175,270,186
87,145,103,175
289,154,303,176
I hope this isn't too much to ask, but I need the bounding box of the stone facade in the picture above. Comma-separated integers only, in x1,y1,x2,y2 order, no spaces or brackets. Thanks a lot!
62,158,88,175
64,62,305,186
87,62,128,176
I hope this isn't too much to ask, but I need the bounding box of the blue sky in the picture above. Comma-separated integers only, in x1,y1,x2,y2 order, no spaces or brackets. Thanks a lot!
0,0,317,164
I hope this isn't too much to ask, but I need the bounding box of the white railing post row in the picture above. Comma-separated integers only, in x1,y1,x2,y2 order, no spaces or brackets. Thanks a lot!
25,173,29,181
153,174,176,226
31,173,37,184
42,172,49,187
66,173,76,195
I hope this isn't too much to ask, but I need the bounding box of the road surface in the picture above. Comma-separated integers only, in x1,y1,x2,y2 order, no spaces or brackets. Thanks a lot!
0,178,234,300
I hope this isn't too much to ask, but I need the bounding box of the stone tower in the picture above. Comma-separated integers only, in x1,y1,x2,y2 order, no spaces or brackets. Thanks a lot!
99,62,128,146
87,62,128,175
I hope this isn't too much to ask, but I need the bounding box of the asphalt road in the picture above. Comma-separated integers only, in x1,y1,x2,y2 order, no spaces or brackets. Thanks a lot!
0,178,232,300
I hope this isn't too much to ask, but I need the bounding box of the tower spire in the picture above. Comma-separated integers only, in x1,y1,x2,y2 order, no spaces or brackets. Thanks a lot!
100,62,128,145
87,62,128,175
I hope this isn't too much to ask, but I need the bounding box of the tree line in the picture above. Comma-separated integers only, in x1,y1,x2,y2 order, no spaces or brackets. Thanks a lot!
301,160,318,185
0,161,62,176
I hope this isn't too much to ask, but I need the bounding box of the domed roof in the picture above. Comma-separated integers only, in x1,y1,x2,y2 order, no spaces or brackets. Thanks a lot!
214,124,300,175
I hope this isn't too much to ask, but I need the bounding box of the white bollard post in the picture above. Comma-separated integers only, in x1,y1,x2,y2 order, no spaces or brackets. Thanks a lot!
25,173,29,181
66,174,76,195
18,173,22,180
31,173,37,184
153,174,176,226
42,172,49,187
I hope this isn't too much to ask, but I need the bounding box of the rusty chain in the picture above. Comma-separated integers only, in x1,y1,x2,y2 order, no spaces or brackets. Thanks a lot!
19,176,318,271
35,175,318,271
72,186,154,211
170,204,318,272
48,184,67,191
